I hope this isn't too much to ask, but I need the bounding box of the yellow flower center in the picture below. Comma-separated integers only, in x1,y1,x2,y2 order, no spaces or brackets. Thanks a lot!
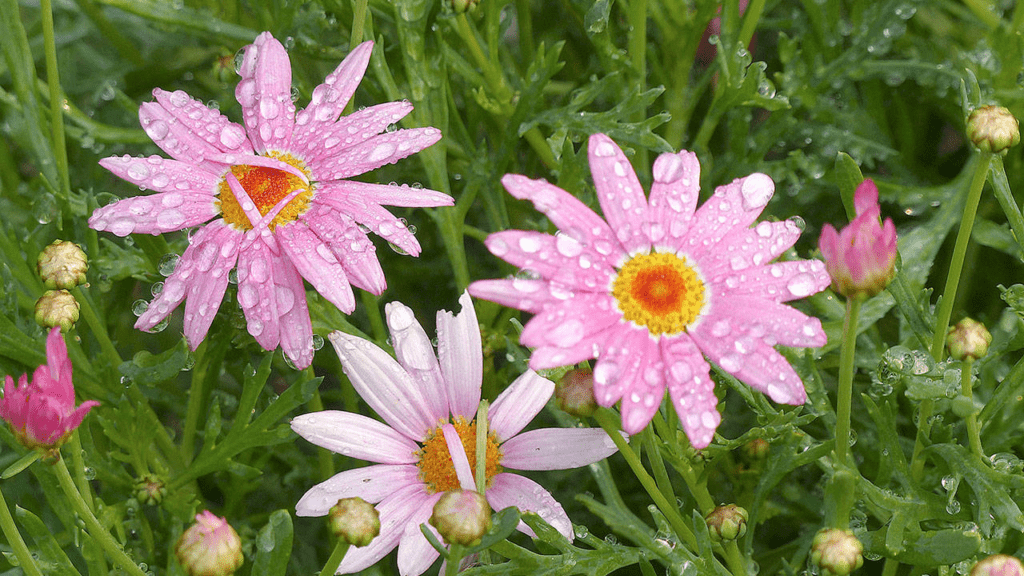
217,153,313,231
612,252,706,336
417,417,503,494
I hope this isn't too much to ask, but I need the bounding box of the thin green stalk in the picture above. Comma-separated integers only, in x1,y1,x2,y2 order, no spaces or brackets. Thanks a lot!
962,358,985,460
475,400,489,495
180,343,207,466
310,386,336,480
350,0,368,48
360,291,387,346
0,483,44,576
514,0,534,62
320,540,350,576
738,0,766,49
641,427,676,507
835,298,862,471
40,0,70,202
72,286,123,370
67,432,95,511
445,544,464,576
54,457,148,576
987,157,1024,259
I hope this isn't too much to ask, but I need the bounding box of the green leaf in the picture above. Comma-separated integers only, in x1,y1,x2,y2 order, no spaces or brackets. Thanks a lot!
15,506,82,576
834,152,864,221
583,0,613,34
118,338,189,387
860,526,981,565
1,450,40,479
251,510,294,576
928,443,1024,533
465,507,521,555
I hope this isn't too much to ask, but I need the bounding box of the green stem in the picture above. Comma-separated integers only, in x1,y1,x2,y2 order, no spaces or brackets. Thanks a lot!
310,386,336,480
987,157,1024,259
67,432,95,511
835,298,862,470
54,457,148,576
360,291,387,346
40,0,70,203
72,286,123,370
446,544,464,576
320,540,350,576
0,482,44,576
180,343,206,466
475,401,489,494
350,0,368,48
962,358,985,460
738,0,766,49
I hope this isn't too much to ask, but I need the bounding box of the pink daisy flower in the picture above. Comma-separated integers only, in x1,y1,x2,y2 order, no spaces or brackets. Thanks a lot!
88,32,451,369
818,178,897,300
469,133,830,448
291,291,620,575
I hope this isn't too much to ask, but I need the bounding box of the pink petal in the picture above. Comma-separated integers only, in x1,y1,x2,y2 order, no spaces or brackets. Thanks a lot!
235,32,295,154
485,473,573,541
519,292,620,359
501,428,619,471
436,291,482,420
316,194,422,257
619,359,666,435
661,334,719,449
488,370,554,441
295,464,421,515
647,149,700,248
588,134,651,255
853,179,879,215
397,509,443,576
44,328,71,388
88,192,218,236
139,92,250,169
58,400,100,439
500,174,621,260
818,224,840,264
235,230,281,352
592,327,657,408
699,219,802,280
711,260,831,303
467,278,558,315
302,204,386,294
291,411,420,464
316,178,452,209
292,41,374,143
313,128,443,181
182,223,241,348
336,483,433,574
275,257,315,369
327,330,436,442
677,172,776,254
442,423,477,491
298,101,414,168
275,220,356,314
705,295,827,349
483,231,615,292
386,302,448,421
99,155,220,194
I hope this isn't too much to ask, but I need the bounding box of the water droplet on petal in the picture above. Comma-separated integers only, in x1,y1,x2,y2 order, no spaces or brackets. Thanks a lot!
739,173,774,210
786,273,817,297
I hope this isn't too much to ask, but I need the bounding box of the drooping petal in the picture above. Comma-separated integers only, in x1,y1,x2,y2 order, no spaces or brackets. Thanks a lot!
442,423,476,491
317,179,452,209
396,497,444,576
483,231,615,292
88,192,218,237
488,370,554,441
99,155,220,194
328,331,436,442
297,101,414,170
501,428,618,471
661,334,719,449
711,260,831,304
235,32,295,154
519,292,620,361
149,89,254,158
435,291,482,420
485,473,573,541
291,411,420,464
386,302,448,421
591,326,656,408
619,359,666,435
292,41,374,142
588,134,651,256
295,464,421,515
274,255,315,369
235,230,281,352
647,149,701,248
703,296,827,349
699,219,802,280
57,400,101,441
313,128,442,181
302,204,385,294
467,278,559,315
316,194,422,257
182,223,241,348
276,220,356,314
335,482,432,574
677,172,776,254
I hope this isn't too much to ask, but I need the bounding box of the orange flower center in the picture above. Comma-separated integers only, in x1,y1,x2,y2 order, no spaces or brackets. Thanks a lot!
417,417,503,494
217,153,313,231
612,252,705,336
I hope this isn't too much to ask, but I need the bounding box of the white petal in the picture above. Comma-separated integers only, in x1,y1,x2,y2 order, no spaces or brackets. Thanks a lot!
488,371,554,441
436,291,482,420
295,464,421,516
501,428,620,471
291,411,419,464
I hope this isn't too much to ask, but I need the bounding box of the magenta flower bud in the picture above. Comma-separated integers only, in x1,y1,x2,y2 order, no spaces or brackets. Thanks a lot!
35,289,80,332
0,328,99,456
947,317,992,361
556,368,598,417
175,511,244,576
38,240,88,290
818,179,897,299
429,490,491,546
967,106,1020,154
329,497,380,547
971,554,1024,576
811,528,864,576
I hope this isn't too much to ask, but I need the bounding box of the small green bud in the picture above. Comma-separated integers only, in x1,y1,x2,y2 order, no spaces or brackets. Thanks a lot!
967,106,1020,154
704,504,748,542
971,554,1024,576
38,240,88,289
429,490,491,546
35,290,80,332
556,368,597,417
134,474,166,506
811,528,864,576
947,317,992,361
451,0,479,13
329,497,380,547
175,511,243,576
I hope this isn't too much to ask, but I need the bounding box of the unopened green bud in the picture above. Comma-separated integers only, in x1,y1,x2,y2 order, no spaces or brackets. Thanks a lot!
947,317,992,361
35,290,80,332
134,474,166,506
556,368,597,417
704,504,748,542
811,528,864,576
971,554,1024,576
429,490,491,546
38,240,88,289
329,497,380,547
175,511,243,576
967,106,1020,154
451,0,479,13
743,438,770,461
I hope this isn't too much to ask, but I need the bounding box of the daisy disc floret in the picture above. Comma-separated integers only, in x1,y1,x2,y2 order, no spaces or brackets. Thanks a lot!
290,291,621,576
88,32,452,369
469,133,829,447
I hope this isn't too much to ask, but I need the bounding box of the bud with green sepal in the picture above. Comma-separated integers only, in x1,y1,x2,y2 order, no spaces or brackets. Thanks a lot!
35,290,80,332
967,106,1020,154
429,490,491,546
947,317,992,361
704,504,748,542
811,528,864,576
329,497,380,547
556,368,598,417
175,511,244,576
38,240,88,289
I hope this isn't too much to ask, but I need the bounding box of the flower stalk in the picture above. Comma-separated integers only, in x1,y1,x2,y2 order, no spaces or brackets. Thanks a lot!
0,483,44,576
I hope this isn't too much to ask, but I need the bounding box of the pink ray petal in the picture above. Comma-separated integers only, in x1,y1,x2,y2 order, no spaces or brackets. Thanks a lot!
99,155,220,194
592,327,656,408
314,128,443,180
519,292,620,353
182,223,241,348
711,260,831,303
467,278,559,315
274,255,314,369
335,482,432,574
138,97,234,169
151,89,253,156
661,334,719,449
397,508,443,576
436,291,482,420
485,473,573,541
619,360,666,435
235,32,295,154
483,231,616,292
488,370,554,441
386,302,448,420
678,172,776,253
295,464,421,515
292,41,374,141
699,219,802,280
88,192,218,237
442,423,477,491
302,204,386,294
501,428,619,471
316,194,421,257
58,400,101,440
647,149,701,249
588,134,651,256
315,179,452,208
235,230,281,351
297,101,414,168
291,411,420,464
275,220,356,313
708,296,827,349
327,330,436,441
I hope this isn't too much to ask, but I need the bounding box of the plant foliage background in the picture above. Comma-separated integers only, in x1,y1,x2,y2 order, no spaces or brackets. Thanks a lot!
3,0,1024,575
